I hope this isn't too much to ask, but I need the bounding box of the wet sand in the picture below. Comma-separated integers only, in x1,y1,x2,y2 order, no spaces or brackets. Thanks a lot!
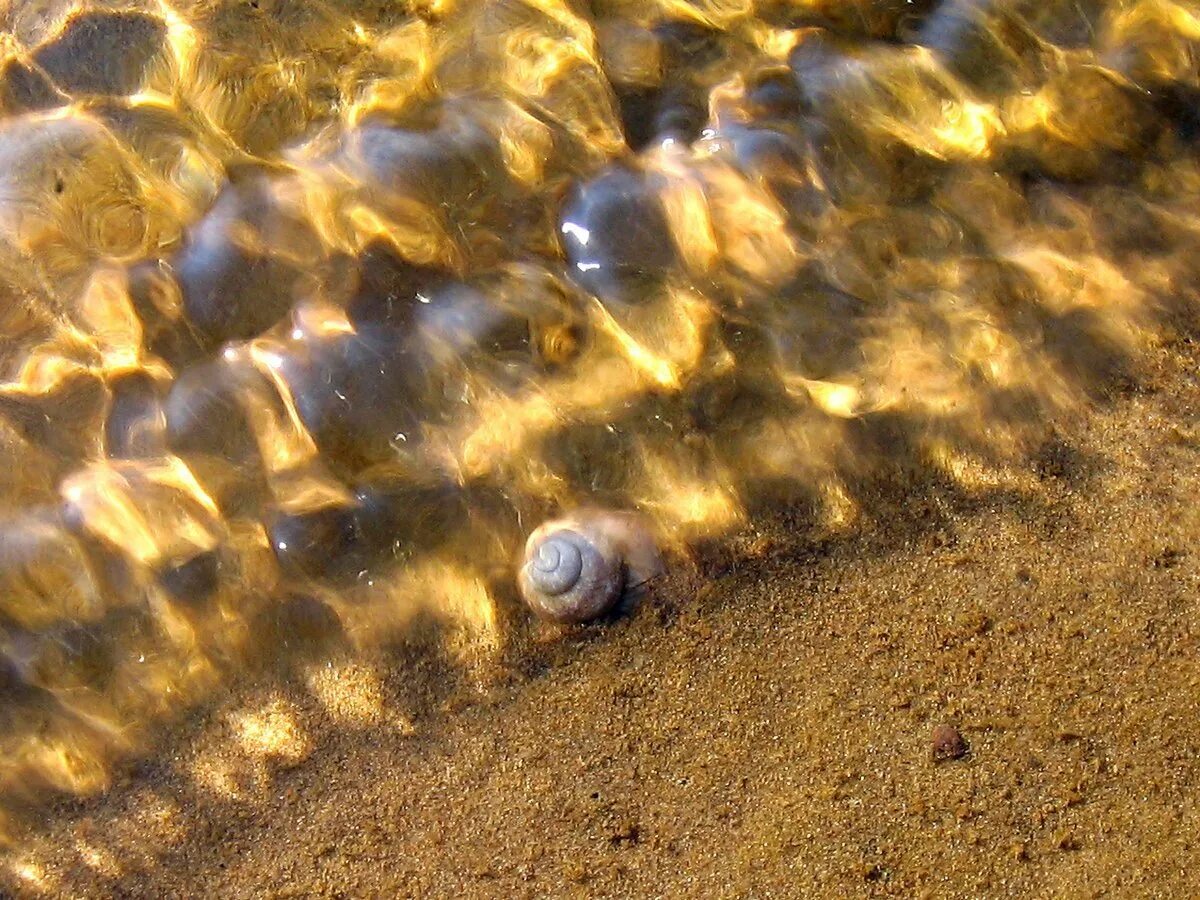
2,323,1198,897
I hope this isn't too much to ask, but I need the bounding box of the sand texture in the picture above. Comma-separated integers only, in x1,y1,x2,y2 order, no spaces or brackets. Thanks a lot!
0,316,1196,900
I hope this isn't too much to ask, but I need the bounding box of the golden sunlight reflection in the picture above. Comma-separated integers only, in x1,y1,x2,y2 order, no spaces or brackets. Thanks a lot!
9,858,55,893
0,0,1198,862
305,662,386,726
231,699,311,766
73,839,122,878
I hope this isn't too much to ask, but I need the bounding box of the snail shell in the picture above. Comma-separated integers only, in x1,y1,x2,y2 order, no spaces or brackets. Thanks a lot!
518,509,663,624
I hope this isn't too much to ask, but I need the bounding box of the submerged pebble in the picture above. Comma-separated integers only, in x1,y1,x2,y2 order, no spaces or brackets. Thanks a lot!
32,11,167,97
173,180,316,345
558,166,677,306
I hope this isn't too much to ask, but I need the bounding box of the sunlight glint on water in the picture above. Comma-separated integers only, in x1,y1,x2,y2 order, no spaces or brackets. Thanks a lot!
0,0,1197,838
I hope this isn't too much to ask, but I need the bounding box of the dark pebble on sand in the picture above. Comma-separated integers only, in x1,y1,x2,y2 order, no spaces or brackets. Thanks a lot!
931,724,968,761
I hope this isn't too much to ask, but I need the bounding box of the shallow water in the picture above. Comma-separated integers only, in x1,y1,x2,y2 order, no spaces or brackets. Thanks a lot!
0,0,1198,836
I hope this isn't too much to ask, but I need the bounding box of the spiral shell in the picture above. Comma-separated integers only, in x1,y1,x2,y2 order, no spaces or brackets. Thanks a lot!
518,509,663,624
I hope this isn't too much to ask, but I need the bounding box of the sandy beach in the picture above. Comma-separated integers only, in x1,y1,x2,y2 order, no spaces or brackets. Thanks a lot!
1,306,1196,898
1,0,1200,895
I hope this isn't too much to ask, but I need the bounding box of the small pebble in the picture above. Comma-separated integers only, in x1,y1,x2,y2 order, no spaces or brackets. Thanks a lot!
931,724,968,761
